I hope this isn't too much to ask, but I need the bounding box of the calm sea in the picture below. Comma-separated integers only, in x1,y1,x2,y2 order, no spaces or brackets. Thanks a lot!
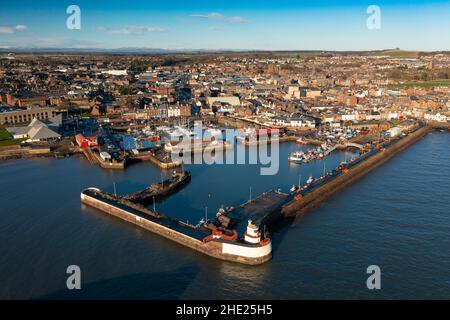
0,132,449,299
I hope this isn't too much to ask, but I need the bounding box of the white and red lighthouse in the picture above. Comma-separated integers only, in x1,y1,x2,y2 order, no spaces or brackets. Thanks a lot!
244,220,261,244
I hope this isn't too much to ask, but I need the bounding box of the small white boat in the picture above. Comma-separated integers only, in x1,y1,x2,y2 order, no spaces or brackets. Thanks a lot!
216,206,226,217
306,176,314,184
288,151,304,164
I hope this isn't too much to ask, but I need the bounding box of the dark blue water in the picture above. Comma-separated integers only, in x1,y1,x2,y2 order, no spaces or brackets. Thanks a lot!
0,132,449,299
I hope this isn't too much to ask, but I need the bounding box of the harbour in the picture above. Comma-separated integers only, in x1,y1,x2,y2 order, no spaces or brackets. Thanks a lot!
0,130,449,298
2,0,450,305
79,122,431,266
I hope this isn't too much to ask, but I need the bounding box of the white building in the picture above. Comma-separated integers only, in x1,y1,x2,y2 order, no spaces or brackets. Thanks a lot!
101,70,128,76
207,96,240,106
271,114,316,128
341,114,356,121
6,117,61,142
387,112,399,120
424,112,448,122
167,107,181,117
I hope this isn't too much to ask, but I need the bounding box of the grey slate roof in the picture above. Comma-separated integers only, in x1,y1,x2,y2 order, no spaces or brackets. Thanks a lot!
6,116,61,140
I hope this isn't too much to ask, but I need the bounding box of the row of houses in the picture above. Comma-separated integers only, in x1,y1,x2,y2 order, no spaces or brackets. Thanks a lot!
122,104,191,120
271,114,318,128
423,112,450,122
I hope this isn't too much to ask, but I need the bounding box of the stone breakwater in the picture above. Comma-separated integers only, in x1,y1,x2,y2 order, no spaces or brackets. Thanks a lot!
81,190,272,265
282,126,432,217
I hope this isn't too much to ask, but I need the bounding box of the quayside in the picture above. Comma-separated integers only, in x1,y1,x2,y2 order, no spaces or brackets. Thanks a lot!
81,123,432,264
81,187,274,265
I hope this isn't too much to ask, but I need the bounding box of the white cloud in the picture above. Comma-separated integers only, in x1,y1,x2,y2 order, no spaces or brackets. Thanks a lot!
0,27,14,34
190,12,246,23
98,26,167,35
0,25,28,34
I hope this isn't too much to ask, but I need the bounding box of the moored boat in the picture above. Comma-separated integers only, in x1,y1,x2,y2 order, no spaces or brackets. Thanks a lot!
123,171,191,204
288,151,305,164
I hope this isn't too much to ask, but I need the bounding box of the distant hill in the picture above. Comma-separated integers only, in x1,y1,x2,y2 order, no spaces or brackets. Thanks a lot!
367,49,419,59
0,47,448,58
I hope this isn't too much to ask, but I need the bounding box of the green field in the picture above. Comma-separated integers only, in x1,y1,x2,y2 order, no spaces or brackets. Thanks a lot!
379,50,419,59
0,128,16,146
365,50,419,59
388,79,450,89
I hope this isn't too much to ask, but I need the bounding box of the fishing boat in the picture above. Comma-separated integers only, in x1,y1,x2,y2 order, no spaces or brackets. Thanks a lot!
216,206,227,217
288,151,305,164
205,128,223,139
296,138,308,145
123,171,191,204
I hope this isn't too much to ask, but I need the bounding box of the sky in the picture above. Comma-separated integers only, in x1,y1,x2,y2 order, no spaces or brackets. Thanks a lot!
0,0,450,51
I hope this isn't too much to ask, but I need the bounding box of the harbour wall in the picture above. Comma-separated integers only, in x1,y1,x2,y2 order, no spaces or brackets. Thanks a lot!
282,125,432,217
216,115,267,129
427,121,450,130
81,192,272,265
0,145,51,160
146,153,181,169
81,148,126,169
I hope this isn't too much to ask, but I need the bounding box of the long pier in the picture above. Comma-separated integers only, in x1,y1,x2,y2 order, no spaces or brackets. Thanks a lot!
282,125,432,217
81,188,273,265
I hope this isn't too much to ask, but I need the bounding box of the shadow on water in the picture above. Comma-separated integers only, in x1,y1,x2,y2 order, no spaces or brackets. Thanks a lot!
268,215,298,253
37,266,200,300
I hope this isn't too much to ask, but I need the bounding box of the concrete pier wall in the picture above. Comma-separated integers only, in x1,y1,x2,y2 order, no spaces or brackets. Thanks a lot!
282,125,432,217
427,121,450,130
81,193,272,265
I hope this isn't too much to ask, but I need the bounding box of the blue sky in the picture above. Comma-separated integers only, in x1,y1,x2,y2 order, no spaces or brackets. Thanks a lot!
1,0,449,50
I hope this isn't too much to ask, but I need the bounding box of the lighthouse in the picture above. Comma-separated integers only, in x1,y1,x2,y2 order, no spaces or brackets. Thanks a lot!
244,220,261,244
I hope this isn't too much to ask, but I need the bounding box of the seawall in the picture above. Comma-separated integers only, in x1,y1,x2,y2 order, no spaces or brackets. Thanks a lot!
282,125,432,217
427,121,450,130
81,192,272,265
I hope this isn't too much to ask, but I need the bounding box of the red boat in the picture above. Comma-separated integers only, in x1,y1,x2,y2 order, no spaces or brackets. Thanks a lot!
296,138,308,145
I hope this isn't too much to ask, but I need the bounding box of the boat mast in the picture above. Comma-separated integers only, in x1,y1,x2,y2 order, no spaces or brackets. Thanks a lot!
323,160,326,176
113,182,117,197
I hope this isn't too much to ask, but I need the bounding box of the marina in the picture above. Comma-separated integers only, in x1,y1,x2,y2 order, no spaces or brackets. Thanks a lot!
79,121,431,265
1,129,449,298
